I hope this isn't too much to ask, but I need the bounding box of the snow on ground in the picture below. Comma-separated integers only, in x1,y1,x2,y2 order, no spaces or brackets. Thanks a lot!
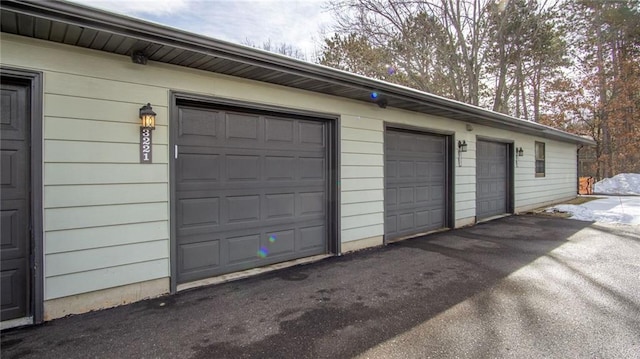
546,173,640,225
594,173,640,195
546,196,640,225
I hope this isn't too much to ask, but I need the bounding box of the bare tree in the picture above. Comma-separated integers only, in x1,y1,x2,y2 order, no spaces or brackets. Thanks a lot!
242,38,308,61
323,0,496,105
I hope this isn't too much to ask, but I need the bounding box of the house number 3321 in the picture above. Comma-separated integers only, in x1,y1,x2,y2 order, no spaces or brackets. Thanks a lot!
140,128,153,163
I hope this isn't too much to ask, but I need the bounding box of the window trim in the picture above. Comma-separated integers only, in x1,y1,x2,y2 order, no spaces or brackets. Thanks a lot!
535,141,546,177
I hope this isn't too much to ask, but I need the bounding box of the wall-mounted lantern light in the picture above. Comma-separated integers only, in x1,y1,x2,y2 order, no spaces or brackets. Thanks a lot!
458,140,467,167
516,147,524,167
139,103,156,164
458,140,468,152
139,103,156,130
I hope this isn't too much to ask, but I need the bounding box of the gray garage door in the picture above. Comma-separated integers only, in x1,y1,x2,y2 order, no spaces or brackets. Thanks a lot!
476,140,509,220
174,105,329,284
1,80,31,321
385,129,448,241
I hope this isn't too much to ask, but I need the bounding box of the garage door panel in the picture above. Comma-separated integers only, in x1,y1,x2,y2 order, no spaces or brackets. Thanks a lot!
399,187,414,204
265,117,294,143
385,215,397,233
476,140,509,219
415,210,429,227
264,229,295,255
299,225,325,250
415,161,429,177
299,122,325,146
415,186,429,202
396,134,414,151
398,213,415,231
386,188,397,206
179,108,218,138
299,191,325,216
385,160,397,178
385,129,448,241
180,240,220,272
179,153,220,182
300,157,325,180
228,233,261,264
226,155,260,180
431,185,445,201
225,112,259,140
179,197,220,227
176,106,329,283
265,193,295,219
227,195,260,223
265,156,295,180
398,161,414,177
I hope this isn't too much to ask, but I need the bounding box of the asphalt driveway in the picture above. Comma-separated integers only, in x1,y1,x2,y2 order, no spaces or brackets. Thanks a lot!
2,215,639,358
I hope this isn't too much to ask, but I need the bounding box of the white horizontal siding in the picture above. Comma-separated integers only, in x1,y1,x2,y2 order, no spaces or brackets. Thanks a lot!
45,93,169,126
515,139,577,210
45,140,169,163
46,117,169,144
45,203,168,231
341,166,384,179
342,224,385,243
341,201,384,217
46,222,168,254
341,141,383,154
340,178,383,191
44,183,168,208
342,127,384,143
45,259,169,299
342,189,384,204
45,163,167,185
340,116,384,242
45,71,167,105
46,240,168,277
342,213,385,230
342,153,384,166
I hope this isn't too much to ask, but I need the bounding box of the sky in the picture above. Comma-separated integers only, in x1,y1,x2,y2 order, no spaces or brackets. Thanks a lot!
70,0,336,60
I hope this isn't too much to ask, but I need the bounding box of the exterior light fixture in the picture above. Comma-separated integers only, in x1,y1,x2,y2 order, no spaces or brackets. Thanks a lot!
139,103,156,164
139,103,156,130
131,50,148,65
516,147,524,167
458,140,468,152
458,140,467,167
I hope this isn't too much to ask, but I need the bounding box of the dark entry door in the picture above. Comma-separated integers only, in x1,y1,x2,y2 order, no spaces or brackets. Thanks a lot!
385,129,448,241
1,80,31,321
476,140,509,220
175,105,329,284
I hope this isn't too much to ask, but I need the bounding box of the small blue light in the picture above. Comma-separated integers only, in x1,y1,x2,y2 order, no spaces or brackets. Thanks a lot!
370,92,378,99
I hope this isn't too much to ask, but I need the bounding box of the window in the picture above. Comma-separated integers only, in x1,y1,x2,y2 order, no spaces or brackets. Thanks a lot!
535,142,545,177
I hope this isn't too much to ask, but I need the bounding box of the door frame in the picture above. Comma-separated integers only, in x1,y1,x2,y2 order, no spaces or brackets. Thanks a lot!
168,91,340,293
1,67,44,326
475,136,515,219
383,123,456,243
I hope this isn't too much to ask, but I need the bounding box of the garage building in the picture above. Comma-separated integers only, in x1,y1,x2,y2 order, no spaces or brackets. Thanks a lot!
0,1,594,328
